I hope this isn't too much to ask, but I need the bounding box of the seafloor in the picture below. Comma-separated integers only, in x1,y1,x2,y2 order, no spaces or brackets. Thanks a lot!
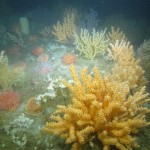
0,42,150,150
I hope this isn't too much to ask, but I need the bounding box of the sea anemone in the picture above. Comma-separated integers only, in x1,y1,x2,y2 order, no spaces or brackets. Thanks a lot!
25,97,43,116
62,53,77,65
31,46,44,56
0,91,20,111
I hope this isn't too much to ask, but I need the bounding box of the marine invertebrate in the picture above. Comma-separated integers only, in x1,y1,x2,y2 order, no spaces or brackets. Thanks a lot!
25,97,43,116
0,90,20,111
43,65,150,150
33,62,52,76
52,11,76,43
39,26,52,41
7,32,24,48
0,50,8,63
106,26,127,43
35,76,66,104
4,113,34,147
73,28,108,59
78,8,99,32
0,51,24,89
62,53,77,65
37,53,49,63
137,39,150,88
31,46,44,56
107,40,147,90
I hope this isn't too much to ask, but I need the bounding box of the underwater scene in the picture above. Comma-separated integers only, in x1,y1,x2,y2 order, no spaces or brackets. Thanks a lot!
0,0,150,150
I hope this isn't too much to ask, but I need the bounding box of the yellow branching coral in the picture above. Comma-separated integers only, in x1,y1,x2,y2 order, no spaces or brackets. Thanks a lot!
107,40,147,90
73,28,108,60
43,65,150,150
52,12,76,43
106,26,127,44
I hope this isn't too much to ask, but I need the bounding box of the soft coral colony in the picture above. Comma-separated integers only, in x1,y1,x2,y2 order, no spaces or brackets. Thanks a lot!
43,41,150,150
